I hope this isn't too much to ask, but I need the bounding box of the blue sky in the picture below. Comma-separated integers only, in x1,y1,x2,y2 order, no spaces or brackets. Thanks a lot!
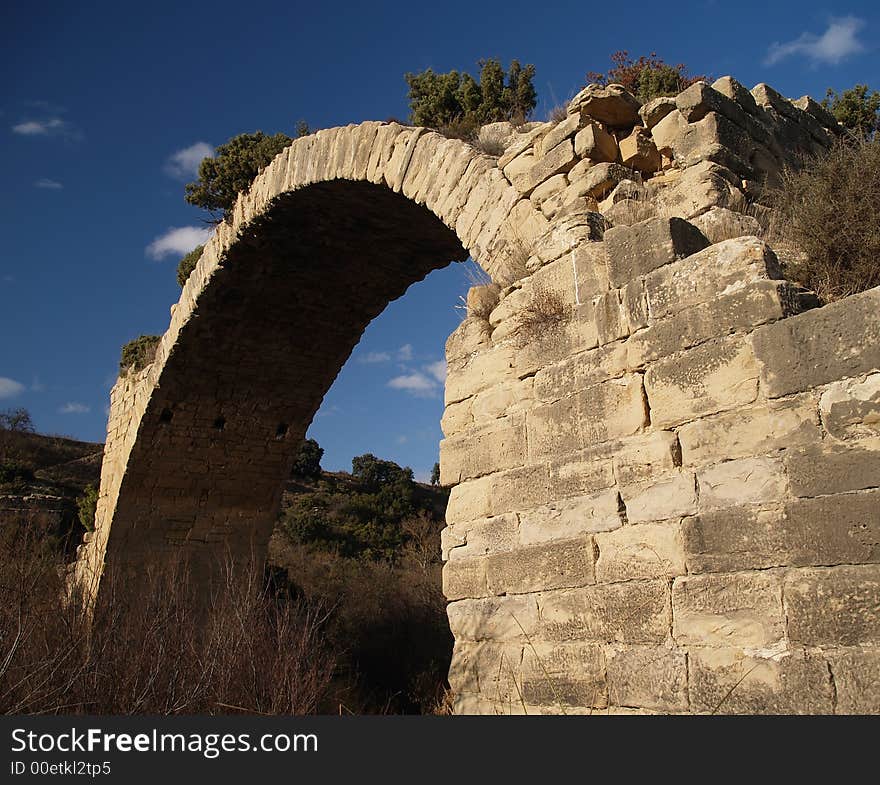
1,1,877,480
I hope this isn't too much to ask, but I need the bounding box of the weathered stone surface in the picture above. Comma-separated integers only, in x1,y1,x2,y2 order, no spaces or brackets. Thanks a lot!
527,375,648,459
539,113,582,156
828,648,880,714
595,521,685,582
491,464,550,515
446,513,520,561
672,111,755,178
683,493,880,572
712,76,760,117
487,538,595,594
619,127,662,174
443,556,488,600
612,431,681,486
690,207,762,244
520,642,607,709
819,373,880,441
650,108,687,155
652,161,741,219
643,236,781,320
529,173,568,210
697,456,788,510
533,343,628,402
785,565,880,646
672,571,784,648
447,594,540,641
568,83,642,127
605,645,688,711
751,286,880,398
573,122,618,162
466,283,501,318
622,471,697,523
445,476,492,525
639,97,677,129
519,490,622,544
594,289,627,345
440,415,527,483
677,395,820,466
644,336,760,427
688,647,833,714
446,345,515,404
511,139,577,196
539,580,670,644
785,440,880,497
605,217,710,287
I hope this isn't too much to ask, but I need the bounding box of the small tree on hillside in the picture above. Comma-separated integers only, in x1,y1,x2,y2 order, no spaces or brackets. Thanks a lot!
185,132,293,220
176,244,204,288
291,438,324,479
587,51,705,102
823,84,880,139
0,408,34,433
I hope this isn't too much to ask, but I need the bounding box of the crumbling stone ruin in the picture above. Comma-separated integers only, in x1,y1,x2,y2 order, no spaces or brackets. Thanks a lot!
73,75,878,714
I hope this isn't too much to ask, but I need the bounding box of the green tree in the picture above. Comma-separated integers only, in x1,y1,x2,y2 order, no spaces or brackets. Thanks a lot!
405,58,537,138
587,51,705,102
822,84,880,139
76,484,99,532
176,244,203,288
291,438,324,479
430,462,441,486
351,453,414,490
184,131,293,219
0,407,34,433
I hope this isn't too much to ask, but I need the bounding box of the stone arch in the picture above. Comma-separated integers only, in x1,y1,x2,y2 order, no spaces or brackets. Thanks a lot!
73,122,596,598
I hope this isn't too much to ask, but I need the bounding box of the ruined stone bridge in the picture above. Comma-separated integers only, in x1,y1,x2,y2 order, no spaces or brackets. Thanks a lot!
75,77,879,714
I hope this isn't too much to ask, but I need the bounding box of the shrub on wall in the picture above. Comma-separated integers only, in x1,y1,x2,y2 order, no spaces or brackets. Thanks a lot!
119,335,161,374
767,137,880,301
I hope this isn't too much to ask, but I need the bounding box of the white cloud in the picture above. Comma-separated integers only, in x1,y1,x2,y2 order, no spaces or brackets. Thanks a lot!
59,402,90,414
0,377,26,399
765,16,866,66
146,226,213,260
34,178,62,190
397,344,414,362
358,351,391,364
163,141,213,180
12,116,80,140
395,435,408,445
388,372,438,397
425,360,447,384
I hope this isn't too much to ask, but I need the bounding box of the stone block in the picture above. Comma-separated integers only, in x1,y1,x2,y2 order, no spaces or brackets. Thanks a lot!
446,513,520,561
605,645,688,712
683,493,880,572
440,416,527,484
567,162,639,201
605,217,710,287
538,579,670,644
672,112,755,178
527,374,647,459
447,594,540,642
487,538,595,595
652,161,741,220
819,373,880,441
491,464,550,515
445,344,515,404
445,316,492,363
784,565,880,646
594,289,628,345
445,475,492,525
785,440,880,497
529,173,568,210
644,335,760,428
612,431,681,486
443,557,488,600
828,649,880,714
533,343,628,402
688,647,833,714
677,395,820,466
751,285,880,398
618,126,661,174
574,122,618,162
520,642,607,709
650,108,687,155
639,96,677,129
538,113,581,156
621,471,697,523
568,83,642,127
511,139,577,197
690,207,762,245
697,456,788,510
672,571,784,648
519,489,623,544
547,453,617,500
595,521,685,582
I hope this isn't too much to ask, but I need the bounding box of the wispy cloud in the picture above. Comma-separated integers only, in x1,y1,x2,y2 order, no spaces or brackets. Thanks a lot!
0,377,26,399
146,226,213,260
765,16,867,66
163,141,213,180
388,373,437,396
387,360,447,398
397,344,414,362
12,116,81,140
31,377,45,393
34,178,63,190
358,351,392,364
59,402,90,414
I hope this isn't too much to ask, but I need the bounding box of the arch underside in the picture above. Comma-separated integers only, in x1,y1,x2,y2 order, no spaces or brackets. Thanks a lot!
104,181,466,581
